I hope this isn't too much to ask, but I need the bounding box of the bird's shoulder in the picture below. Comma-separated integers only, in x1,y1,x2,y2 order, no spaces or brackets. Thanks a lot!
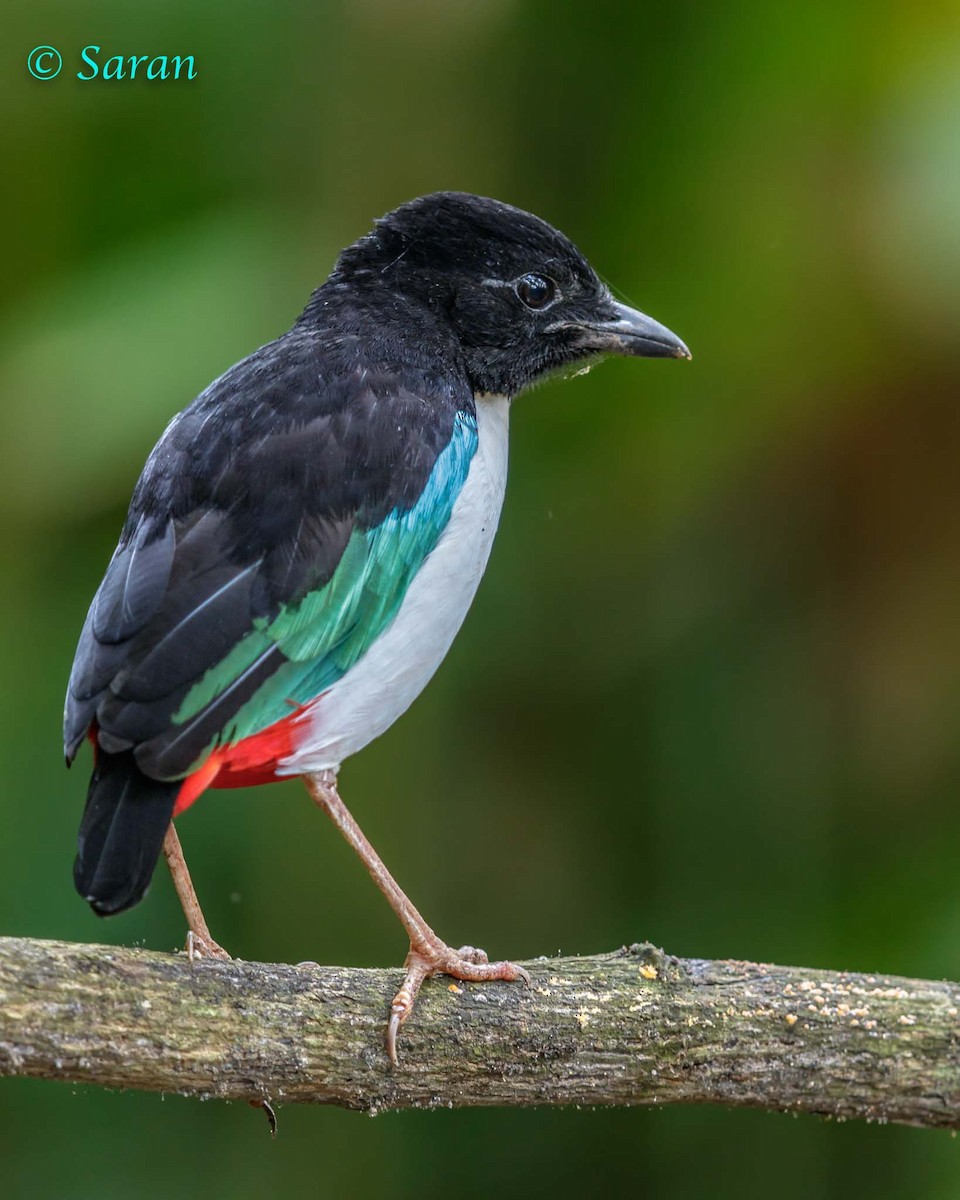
134,327,474,537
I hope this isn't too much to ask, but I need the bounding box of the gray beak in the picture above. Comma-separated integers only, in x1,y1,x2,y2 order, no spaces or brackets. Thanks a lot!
578,300,691,360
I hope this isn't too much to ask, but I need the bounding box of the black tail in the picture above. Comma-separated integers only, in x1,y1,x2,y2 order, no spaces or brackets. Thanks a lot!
74,750,179,916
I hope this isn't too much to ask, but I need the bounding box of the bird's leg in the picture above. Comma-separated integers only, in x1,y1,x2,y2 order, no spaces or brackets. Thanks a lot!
162,823,231,962
305,770,530,1065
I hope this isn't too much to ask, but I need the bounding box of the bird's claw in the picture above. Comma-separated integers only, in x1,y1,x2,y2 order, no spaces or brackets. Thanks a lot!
185,929,231,964
386,1004,405,1068
386,941,530,1066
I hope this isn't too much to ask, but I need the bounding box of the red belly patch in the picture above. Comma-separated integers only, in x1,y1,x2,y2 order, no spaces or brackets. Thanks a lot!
172,702,313,816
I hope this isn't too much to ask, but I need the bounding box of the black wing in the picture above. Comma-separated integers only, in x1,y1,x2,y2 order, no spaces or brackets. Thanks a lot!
64,329,468,778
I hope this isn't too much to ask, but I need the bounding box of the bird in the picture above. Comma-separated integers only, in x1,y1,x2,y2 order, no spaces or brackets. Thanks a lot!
64,191,689,1062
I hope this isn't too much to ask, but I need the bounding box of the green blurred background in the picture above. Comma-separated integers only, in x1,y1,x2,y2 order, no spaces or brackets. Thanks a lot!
3,1,960,1195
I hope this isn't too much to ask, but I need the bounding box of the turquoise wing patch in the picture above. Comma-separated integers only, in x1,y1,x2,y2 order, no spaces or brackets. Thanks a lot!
172,411,478,765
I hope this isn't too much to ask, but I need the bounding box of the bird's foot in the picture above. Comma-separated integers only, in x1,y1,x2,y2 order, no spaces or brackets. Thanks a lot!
184,928,232,963
387,938,530,1066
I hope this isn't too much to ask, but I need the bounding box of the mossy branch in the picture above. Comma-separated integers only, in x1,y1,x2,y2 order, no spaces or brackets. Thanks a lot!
1,935,958,1128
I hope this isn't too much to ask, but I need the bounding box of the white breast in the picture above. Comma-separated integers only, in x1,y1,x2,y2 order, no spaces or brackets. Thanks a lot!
279,394,510,775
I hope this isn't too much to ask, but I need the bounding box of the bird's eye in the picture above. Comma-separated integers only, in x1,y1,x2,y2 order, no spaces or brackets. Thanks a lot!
515,274,557,310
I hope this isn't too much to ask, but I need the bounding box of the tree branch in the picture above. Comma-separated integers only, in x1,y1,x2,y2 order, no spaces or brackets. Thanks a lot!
1,935,958,1127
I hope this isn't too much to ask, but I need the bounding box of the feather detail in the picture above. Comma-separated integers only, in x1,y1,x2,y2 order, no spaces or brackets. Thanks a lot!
144,410,478,778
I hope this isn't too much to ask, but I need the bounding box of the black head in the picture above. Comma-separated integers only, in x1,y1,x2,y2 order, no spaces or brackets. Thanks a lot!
327,192,689,397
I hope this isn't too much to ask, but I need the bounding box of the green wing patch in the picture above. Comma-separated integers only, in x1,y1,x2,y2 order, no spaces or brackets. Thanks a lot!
172,412,478,769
